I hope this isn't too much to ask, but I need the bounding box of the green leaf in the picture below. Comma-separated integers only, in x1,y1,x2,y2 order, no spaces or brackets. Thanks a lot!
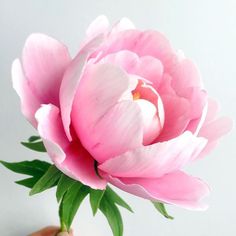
21,141,46,152
90,189,105,215
151,201,174,220
56,174,76,202
30,165,61,195
0,160,51,176
106,186,133,213
28,136,41,142
59,182,89,231
99,193,123,236
15,176,40,188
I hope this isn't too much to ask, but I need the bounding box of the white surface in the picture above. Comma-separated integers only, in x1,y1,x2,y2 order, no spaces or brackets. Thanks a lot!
0,0,235,235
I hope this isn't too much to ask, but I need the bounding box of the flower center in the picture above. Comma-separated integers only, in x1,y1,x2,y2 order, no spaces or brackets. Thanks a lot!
132,92,141,100
132,80,165,145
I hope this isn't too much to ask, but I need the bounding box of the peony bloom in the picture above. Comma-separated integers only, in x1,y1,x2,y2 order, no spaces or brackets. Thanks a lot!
12,16,232,210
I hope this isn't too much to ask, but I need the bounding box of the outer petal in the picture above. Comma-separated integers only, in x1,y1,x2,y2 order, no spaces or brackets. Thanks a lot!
60,34,104,140
94,30,174,67
84,16,135,48
110,17,135,34
198,116,233,158
12,59,41,126
22,33,71,106
107,171,209,210
99,131,207,178
35,104,107,189
197,97,233,158
86,15,110,39
72,63,143,162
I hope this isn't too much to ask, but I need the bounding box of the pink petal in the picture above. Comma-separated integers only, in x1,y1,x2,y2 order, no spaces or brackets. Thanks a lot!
22,33,71,106
186,102,208,136
157,95,191,141
134,56,164,90
86,15,110,39
71,63,138,136
95,30,174,66
183,88,208,134
198,117,233,158
135,99,163,145
106,171,210,210
100,50,139,72
99,131,207,178
197,97,233,158
12,59,41,127
60,34,104,140
101,51,164,91
73,99,143,163
110,17,135,34
203,98,220,123
169,58,203,95
35,104,107,189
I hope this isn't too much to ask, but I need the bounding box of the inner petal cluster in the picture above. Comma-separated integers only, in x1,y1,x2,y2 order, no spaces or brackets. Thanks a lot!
131,79,165,145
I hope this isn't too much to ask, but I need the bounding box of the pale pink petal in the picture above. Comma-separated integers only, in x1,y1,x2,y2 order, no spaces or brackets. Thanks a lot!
99,131,207,178
12,59,41,127
157,95,191,141
106,171,209,210
100,50,139,72
110,17,135,34
100,51,164,91
183,88,208,134
135,99,163,145
86,15,110,39
71,63,140,161
186,102,208,136
169,58,203,94
74,99,143,163
60,34,104,140
203,98,220,123
22,33,71,106
182,88,207,119
158,73,176,96
198,117,233,158
35,104,107,189
134,56,164,90
95,30,174,66
196,97,233,158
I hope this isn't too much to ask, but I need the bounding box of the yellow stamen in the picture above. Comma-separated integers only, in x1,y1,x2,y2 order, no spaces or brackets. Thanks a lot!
133,92,141,100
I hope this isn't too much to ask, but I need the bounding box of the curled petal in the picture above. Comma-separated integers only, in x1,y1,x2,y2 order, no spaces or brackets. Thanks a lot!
22,33,71,106
12,59,41,127
72,63,143,162
107,171,210,210
99,131,207,178
86,15,110,39
157,95,191,141
35,104,107,189
60,34,104,140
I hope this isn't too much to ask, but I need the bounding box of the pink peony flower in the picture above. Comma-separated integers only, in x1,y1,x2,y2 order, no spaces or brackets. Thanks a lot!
12,16,232,210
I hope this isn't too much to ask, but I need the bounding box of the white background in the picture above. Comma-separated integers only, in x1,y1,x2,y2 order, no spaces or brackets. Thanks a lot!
0,0,235,235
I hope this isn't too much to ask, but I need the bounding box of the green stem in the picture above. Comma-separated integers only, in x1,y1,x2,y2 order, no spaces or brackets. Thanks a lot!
60,218,68,232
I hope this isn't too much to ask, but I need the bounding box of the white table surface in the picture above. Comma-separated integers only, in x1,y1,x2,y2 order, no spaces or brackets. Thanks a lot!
0,0,235,235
